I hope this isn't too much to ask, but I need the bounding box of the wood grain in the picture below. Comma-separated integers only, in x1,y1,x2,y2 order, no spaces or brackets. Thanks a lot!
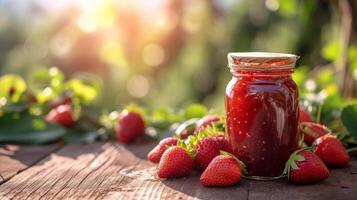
0,144,61,183
0,142,356,200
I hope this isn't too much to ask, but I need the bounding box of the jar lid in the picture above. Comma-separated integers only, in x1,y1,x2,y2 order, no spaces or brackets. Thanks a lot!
228,52,299,70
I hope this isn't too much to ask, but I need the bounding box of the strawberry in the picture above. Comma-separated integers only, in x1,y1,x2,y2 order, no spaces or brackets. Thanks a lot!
212,135,234,154
299,107,312,123
194,115,221,134
194,137,220,171
45,105,74,128
157,146,193,178
313,134,350,167
284,149,329,184
116,110,145,144
200,155,242,187
300,122,330,145
148,137,178,163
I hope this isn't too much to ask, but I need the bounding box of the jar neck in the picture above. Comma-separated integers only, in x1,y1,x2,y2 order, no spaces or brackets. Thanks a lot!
230,68,294,78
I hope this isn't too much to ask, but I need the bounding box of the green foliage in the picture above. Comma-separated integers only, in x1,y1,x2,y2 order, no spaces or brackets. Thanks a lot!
183,104,208,119
66,79,99,105
63,131,99,144
278,0,298,17
341,104,357,139
322,41,340,62
0,111,66,144
0,74,27,102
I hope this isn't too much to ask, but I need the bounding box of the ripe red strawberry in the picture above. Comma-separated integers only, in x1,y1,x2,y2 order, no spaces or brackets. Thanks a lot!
284,150,329,184
194,115,221,134
194,137,220,171
313,134,350,167
299,107,312,123
300,122,329,145
45,105,74,128
200,155,242,187
116,110,145,144
157,146,193,178
148,137,178,163
212,135,234,154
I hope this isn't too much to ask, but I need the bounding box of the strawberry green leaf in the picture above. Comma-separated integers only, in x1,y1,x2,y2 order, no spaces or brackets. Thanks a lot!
294,155,305,162
0,111,66,144
220,150,248,175
290,161,299,170
341,104,357,139
177,140,186,148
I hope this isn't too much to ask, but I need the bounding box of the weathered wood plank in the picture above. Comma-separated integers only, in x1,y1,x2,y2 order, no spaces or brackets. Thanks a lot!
0,142,356,200
0,144,62,184
0,142,247,200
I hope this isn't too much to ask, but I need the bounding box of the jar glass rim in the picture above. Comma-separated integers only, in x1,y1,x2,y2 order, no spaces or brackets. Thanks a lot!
228,52,299,70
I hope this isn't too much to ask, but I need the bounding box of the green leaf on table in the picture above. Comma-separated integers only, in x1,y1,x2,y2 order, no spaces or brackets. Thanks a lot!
149,107,181,130
341,104,357,138
0,74,27,102
63,131,98,144
183,104,208,119
0,112,66,144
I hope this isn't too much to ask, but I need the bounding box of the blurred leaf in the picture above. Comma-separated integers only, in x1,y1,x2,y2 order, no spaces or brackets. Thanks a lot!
321,41,340,61
151,107,174,121
29,67,64,93
292,66,309,87
316,68,335,86
0,74,27,102
2,102,28,113
278,0,298,17
183,104,208,119
63,131,98,144
341,104,357,138
66,79,98,104
149,107,182,130
36,87,56,103
0,112,66,144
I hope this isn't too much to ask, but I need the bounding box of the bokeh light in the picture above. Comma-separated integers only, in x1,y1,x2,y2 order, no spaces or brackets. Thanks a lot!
0,0,355,111
126,75,150,98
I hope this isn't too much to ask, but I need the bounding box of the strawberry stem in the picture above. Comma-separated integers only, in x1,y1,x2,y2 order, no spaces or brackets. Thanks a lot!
316,102,323,124
347,147,357,153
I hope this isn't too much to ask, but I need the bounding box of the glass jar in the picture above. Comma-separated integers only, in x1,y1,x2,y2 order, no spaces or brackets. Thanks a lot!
225,52,299,180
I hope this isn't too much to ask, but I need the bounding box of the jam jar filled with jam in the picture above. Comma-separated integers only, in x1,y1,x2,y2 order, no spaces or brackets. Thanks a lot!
225,52,299,180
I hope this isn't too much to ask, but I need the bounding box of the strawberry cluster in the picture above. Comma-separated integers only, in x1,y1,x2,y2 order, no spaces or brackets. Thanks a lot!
147,109,351,186
284,107,350,184
148,115,244,186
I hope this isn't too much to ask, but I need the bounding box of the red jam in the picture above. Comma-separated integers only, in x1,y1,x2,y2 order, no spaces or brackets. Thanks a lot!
225,53,299,179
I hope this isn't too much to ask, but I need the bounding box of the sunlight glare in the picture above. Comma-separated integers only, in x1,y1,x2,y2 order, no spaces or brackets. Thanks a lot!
127,75,150,98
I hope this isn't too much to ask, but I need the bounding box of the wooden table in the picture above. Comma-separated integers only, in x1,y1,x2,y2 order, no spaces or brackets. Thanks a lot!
0,142,356,200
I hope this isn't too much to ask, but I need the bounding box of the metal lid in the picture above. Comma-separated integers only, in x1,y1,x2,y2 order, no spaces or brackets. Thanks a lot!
228,52,299,70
